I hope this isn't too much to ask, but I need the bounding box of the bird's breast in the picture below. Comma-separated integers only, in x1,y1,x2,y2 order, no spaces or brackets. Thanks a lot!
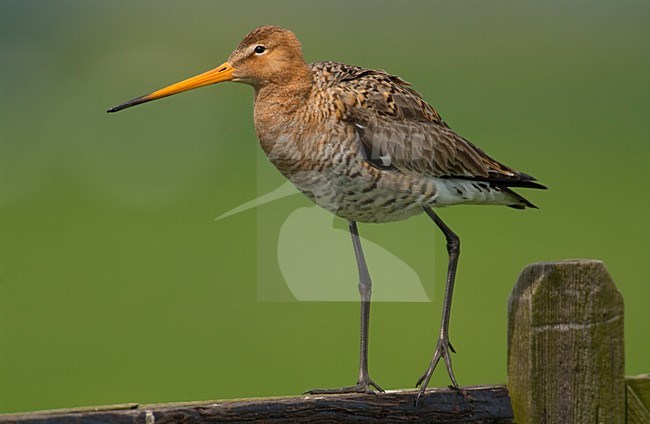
252,90,434,223
254,91,348,174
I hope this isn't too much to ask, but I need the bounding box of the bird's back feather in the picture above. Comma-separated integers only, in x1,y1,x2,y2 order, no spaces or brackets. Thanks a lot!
311,61,546,195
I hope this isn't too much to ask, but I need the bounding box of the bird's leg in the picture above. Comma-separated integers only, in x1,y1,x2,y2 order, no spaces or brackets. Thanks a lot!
305,221,384,395
416,206,460,402
348,220,384,392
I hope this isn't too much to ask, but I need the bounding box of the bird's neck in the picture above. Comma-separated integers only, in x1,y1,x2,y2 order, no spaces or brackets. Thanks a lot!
253,66,314,155
254,65,313,112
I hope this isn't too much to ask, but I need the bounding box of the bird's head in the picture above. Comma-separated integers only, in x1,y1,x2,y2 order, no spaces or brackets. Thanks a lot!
228,26,308,86
107,26,308,113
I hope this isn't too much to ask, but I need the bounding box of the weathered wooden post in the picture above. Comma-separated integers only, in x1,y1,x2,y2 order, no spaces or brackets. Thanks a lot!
507,260,625,423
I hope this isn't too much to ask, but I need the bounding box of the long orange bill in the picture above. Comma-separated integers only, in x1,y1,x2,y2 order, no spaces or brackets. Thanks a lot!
107,62,235,113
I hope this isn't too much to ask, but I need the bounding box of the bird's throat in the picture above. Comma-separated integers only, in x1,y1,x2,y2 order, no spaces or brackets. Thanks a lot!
253,75,313,154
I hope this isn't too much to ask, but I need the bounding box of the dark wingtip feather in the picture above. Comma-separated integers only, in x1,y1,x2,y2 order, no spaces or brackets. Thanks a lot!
502,180,548,190
507,200,539,210
507,204,526,210
501,186,540,209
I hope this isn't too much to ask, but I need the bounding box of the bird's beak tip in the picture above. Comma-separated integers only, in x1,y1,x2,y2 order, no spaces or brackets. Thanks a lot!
106,95,150,114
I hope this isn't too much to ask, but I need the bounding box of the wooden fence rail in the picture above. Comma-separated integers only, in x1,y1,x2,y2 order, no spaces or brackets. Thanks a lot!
1,260,648,423
0,387,513,424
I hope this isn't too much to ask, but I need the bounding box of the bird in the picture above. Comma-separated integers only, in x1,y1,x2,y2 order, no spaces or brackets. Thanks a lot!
108,25,546,402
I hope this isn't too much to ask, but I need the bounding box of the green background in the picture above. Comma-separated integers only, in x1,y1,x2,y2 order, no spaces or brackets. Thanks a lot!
1,0,648,413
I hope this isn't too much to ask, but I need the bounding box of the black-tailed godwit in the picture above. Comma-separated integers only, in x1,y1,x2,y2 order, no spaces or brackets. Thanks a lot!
108,25,545,402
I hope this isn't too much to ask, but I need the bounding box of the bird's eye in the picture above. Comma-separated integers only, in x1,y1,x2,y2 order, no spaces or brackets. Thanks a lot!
254,45,266,55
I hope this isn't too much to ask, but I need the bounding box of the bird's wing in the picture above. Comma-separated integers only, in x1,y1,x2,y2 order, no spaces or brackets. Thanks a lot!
315,62,542,187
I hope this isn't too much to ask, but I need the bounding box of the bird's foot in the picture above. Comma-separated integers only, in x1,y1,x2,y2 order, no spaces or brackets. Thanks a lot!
304,376,384,395
415,336,458,404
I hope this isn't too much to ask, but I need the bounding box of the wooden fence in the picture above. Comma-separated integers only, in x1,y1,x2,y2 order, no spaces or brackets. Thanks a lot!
1,260,648,423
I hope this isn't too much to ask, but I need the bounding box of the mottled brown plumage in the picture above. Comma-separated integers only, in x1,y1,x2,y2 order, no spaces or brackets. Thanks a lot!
108,25,545,403
231,27,544,223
